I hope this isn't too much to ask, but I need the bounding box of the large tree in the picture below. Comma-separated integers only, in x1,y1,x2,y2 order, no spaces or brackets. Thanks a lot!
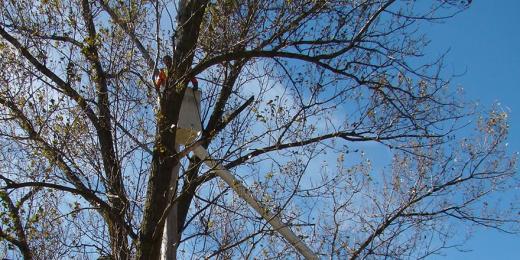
0,0,517,259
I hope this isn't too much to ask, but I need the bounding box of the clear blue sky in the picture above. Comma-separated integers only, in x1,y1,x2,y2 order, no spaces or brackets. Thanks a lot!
424,1,520,259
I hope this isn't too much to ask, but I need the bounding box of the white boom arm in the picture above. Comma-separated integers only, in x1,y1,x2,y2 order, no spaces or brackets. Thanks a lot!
192,146,318,260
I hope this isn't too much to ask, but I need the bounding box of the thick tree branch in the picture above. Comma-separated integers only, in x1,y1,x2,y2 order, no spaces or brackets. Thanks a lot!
193,49,366,85
81,0,120,193
80,1,130,258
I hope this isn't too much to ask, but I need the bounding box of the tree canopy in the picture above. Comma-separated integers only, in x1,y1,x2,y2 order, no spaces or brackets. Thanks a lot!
0,0,517,259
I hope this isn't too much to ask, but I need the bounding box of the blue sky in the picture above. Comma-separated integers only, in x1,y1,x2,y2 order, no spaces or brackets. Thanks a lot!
424,1,520,259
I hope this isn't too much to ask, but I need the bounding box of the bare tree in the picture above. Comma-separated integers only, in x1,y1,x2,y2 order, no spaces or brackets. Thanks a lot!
0,0,517,259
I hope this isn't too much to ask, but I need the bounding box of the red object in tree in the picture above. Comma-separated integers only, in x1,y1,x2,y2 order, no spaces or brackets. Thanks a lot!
190,77,198,89
155,69,167,90
155,69,198,90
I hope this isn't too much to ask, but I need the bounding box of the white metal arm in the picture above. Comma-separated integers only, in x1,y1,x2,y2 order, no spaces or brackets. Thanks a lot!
192,146,319,260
